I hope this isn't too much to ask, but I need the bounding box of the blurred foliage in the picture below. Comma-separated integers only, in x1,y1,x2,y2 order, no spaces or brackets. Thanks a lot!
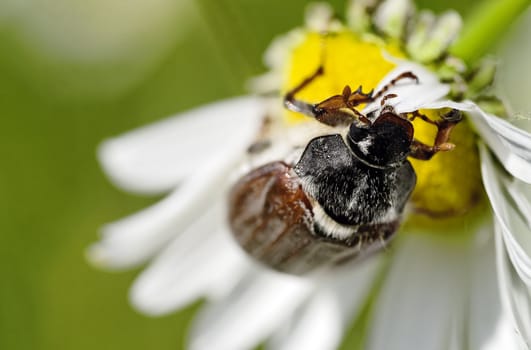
0,0,526,349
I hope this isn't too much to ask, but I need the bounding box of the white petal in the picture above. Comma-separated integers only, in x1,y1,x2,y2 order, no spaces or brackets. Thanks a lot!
495,223,531,348
495,9,531,117
479,112,531,164
373,0,414,39
87,149,241,269
392,84,450,114
189,270,314,350
366,234,470,350
480,145,531,288
468,228,520,350
268,257,383,350
99,96,264,194
408,11,462,63
475,116,531,184
304,2,334,32
363,61,450,115
480,314,523,350
406,11,436,59
448,320,464,350
416,99,477,111
420,99,531,184
471,109,531,184
128,202,249,315
346,0,376,33
267,290,343,350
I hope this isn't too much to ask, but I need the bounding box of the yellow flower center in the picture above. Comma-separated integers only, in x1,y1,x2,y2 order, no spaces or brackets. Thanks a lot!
282,31,484,231
283,32,401,123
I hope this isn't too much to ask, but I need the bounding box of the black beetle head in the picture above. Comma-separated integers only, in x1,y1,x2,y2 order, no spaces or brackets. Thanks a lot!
347,112,413,168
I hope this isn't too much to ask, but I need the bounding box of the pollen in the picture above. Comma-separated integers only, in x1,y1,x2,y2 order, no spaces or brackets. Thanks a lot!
283,30,484,228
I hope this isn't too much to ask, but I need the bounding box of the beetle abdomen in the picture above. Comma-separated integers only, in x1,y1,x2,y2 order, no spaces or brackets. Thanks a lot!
228,161,400,274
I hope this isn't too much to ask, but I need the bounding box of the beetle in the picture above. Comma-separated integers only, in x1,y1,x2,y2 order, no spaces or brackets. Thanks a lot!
228,64,462,275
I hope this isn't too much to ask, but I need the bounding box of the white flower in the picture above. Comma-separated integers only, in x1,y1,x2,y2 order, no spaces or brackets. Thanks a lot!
88,1,531,349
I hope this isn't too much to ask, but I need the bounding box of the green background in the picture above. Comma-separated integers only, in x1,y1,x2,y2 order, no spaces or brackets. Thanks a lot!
0,0,527,349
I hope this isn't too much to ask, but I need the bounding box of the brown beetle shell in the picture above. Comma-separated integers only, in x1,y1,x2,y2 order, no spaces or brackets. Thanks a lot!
228,161,398,274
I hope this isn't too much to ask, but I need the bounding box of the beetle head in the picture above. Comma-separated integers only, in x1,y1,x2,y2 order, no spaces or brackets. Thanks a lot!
347,111,413,168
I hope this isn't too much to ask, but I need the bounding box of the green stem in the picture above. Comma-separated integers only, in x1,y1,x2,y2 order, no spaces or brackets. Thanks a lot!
450,0,531,64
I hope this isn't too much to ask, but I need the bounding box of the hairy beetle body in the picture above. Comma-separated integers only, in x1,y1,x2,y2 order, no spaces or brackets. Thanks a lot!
229,159,407,274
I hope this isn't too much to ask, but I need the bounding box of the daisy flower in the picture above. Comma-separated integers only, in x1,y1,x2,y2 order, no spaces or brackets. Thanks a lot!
88,0,531,349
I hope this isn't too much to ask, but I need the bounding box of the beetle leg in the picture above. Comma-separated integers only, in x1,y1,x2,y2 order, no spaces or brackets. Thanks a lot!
409,140,453,160
342,85,352,102
283,65,325,117
284,66,370,126
407,110,438,125
439,108,463,123
409,109,462,160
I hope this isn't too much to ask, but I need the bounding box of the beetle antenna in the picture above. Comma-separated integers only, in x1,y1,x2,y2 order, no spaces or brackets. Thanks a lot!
283,65,325,117
283,33,329,117
372,71,419,101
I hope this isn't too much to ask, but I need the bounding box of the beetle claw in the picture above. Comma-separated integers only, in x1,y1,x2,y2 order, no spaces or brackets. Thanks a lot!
436,142,456,152
441,109,462,123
